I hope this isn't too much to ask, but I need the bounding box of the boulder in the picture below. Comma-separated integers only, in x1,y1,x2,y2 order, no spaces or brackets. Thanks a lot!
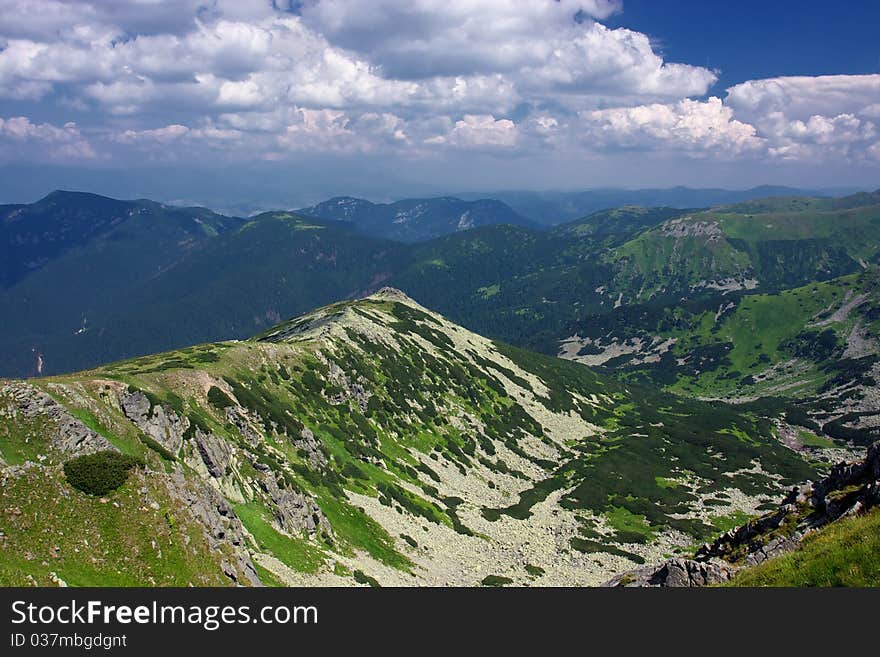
258,472,333,539
604,558,734,588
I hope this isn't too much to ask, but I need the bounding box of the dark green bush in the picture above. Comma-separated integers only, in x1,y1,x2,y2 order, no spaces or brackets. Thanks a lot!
63,450,144,496
480,575,514,587
353,569,380,587
207,385,235,409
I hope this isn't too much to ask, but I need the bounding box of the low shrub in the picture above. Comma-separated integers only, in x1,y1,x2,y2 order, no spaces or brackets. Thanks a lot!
63,450,144,496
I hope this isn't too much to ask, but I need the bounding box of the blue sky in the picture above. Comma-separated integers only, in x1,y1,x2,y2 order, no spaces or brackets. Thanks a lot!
610,1,880,87
0,0,878,208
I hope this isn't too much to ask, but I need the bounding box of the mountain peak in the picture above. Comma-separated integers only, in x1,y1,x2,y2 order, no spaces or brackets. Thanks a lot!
369,286,416,303
253,287,435,345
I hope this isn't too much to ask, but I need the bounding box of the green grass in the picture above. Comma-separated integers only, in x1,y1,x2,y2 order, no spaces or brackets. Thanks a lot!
67,407,146,459
605,506,657,544
314,494,412,571
662,272,873,397
726,508,880,587
233,502,326,574
798,431,837,448
0,466,230,586
709,510,753,534
0,408,54,465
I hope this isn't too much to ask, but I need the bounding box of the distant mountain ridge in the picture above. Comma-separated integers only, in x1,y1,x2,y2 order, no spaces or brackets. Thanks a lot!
0,190,242,286
296,195,534,241
2,187,879,379
455,185,862,225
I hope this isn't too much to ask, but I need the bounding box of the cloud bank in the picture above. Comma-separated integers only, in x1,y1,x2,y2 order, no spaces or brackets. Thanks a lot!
0,0,877,191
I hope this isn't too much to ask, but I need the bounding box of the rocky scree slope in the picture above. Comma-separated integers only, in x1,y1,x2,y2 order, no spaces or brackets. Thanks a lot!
0,289,815,586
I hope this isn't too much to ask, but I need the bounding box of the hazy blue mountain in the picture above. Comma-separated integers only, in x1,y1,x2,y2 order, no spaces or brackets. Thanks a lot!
455,186,842,225
297,196,534,241
0,190,243,287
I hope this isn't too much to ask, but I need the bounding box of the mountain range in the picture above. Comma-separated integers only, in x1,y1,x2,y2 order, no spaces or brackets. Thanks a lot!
2,185,880,586
3,189,880,387
453,185,862,224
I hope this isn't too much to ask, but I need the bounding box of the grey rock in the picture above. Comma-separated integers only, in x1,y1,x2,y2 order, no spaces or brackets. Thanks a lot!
194,429,233,479
120,389,187,456
225,406,263,446
744,534,802,567
163,470,261,586
258,472,333,539
325,360,371,412
289,427,328,469
2,382,113,456
604,558,734,588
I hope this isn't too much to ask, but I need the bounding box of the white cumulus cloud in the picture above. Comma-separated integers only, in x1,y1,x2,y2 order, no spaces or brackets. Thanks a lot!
0,115,96,160
581,97,762,154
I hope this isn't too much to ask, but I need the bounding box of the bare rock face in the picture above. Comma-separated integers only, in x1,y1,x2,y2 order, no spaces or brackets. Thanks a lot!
225,406,263,446
194,429,233,479
120,389,187,456
258,472,333,539
605,441,880,587
163,470,261,586
289,427,328,469
660,217,725,240
325,360,371,412
604,558,734,588
1,382,113,456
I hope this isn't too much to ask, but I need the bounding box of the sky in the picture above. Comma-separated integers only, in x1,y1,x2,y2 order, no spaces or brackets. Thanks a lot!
0,0,878,208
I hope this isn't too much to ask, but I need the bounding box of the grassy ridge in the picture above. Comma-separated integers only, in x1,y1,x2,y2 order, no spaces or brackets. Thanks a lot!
726,508,880,587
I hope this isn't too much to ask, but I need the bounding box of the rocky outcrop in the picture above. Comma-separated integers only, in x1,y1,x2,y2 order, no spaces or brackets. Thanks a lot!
258,472,333,539
194,429,233,479
604,558,734,588
163,470,261,586
699,441,880,564
225,406,263,446
325,360,371,412
289,427,328,469
1,382,113,455
605,441,880,587
120,389,187,456
660,217,724,240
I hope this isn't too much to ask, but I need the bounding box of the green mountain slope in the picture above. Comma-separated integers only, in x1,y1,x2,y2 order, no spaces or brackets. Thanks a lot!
0,191,244,376
0,190,242,287
0,200,680,377
606,200,880,303
0,290,814,586
604,440,880,587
